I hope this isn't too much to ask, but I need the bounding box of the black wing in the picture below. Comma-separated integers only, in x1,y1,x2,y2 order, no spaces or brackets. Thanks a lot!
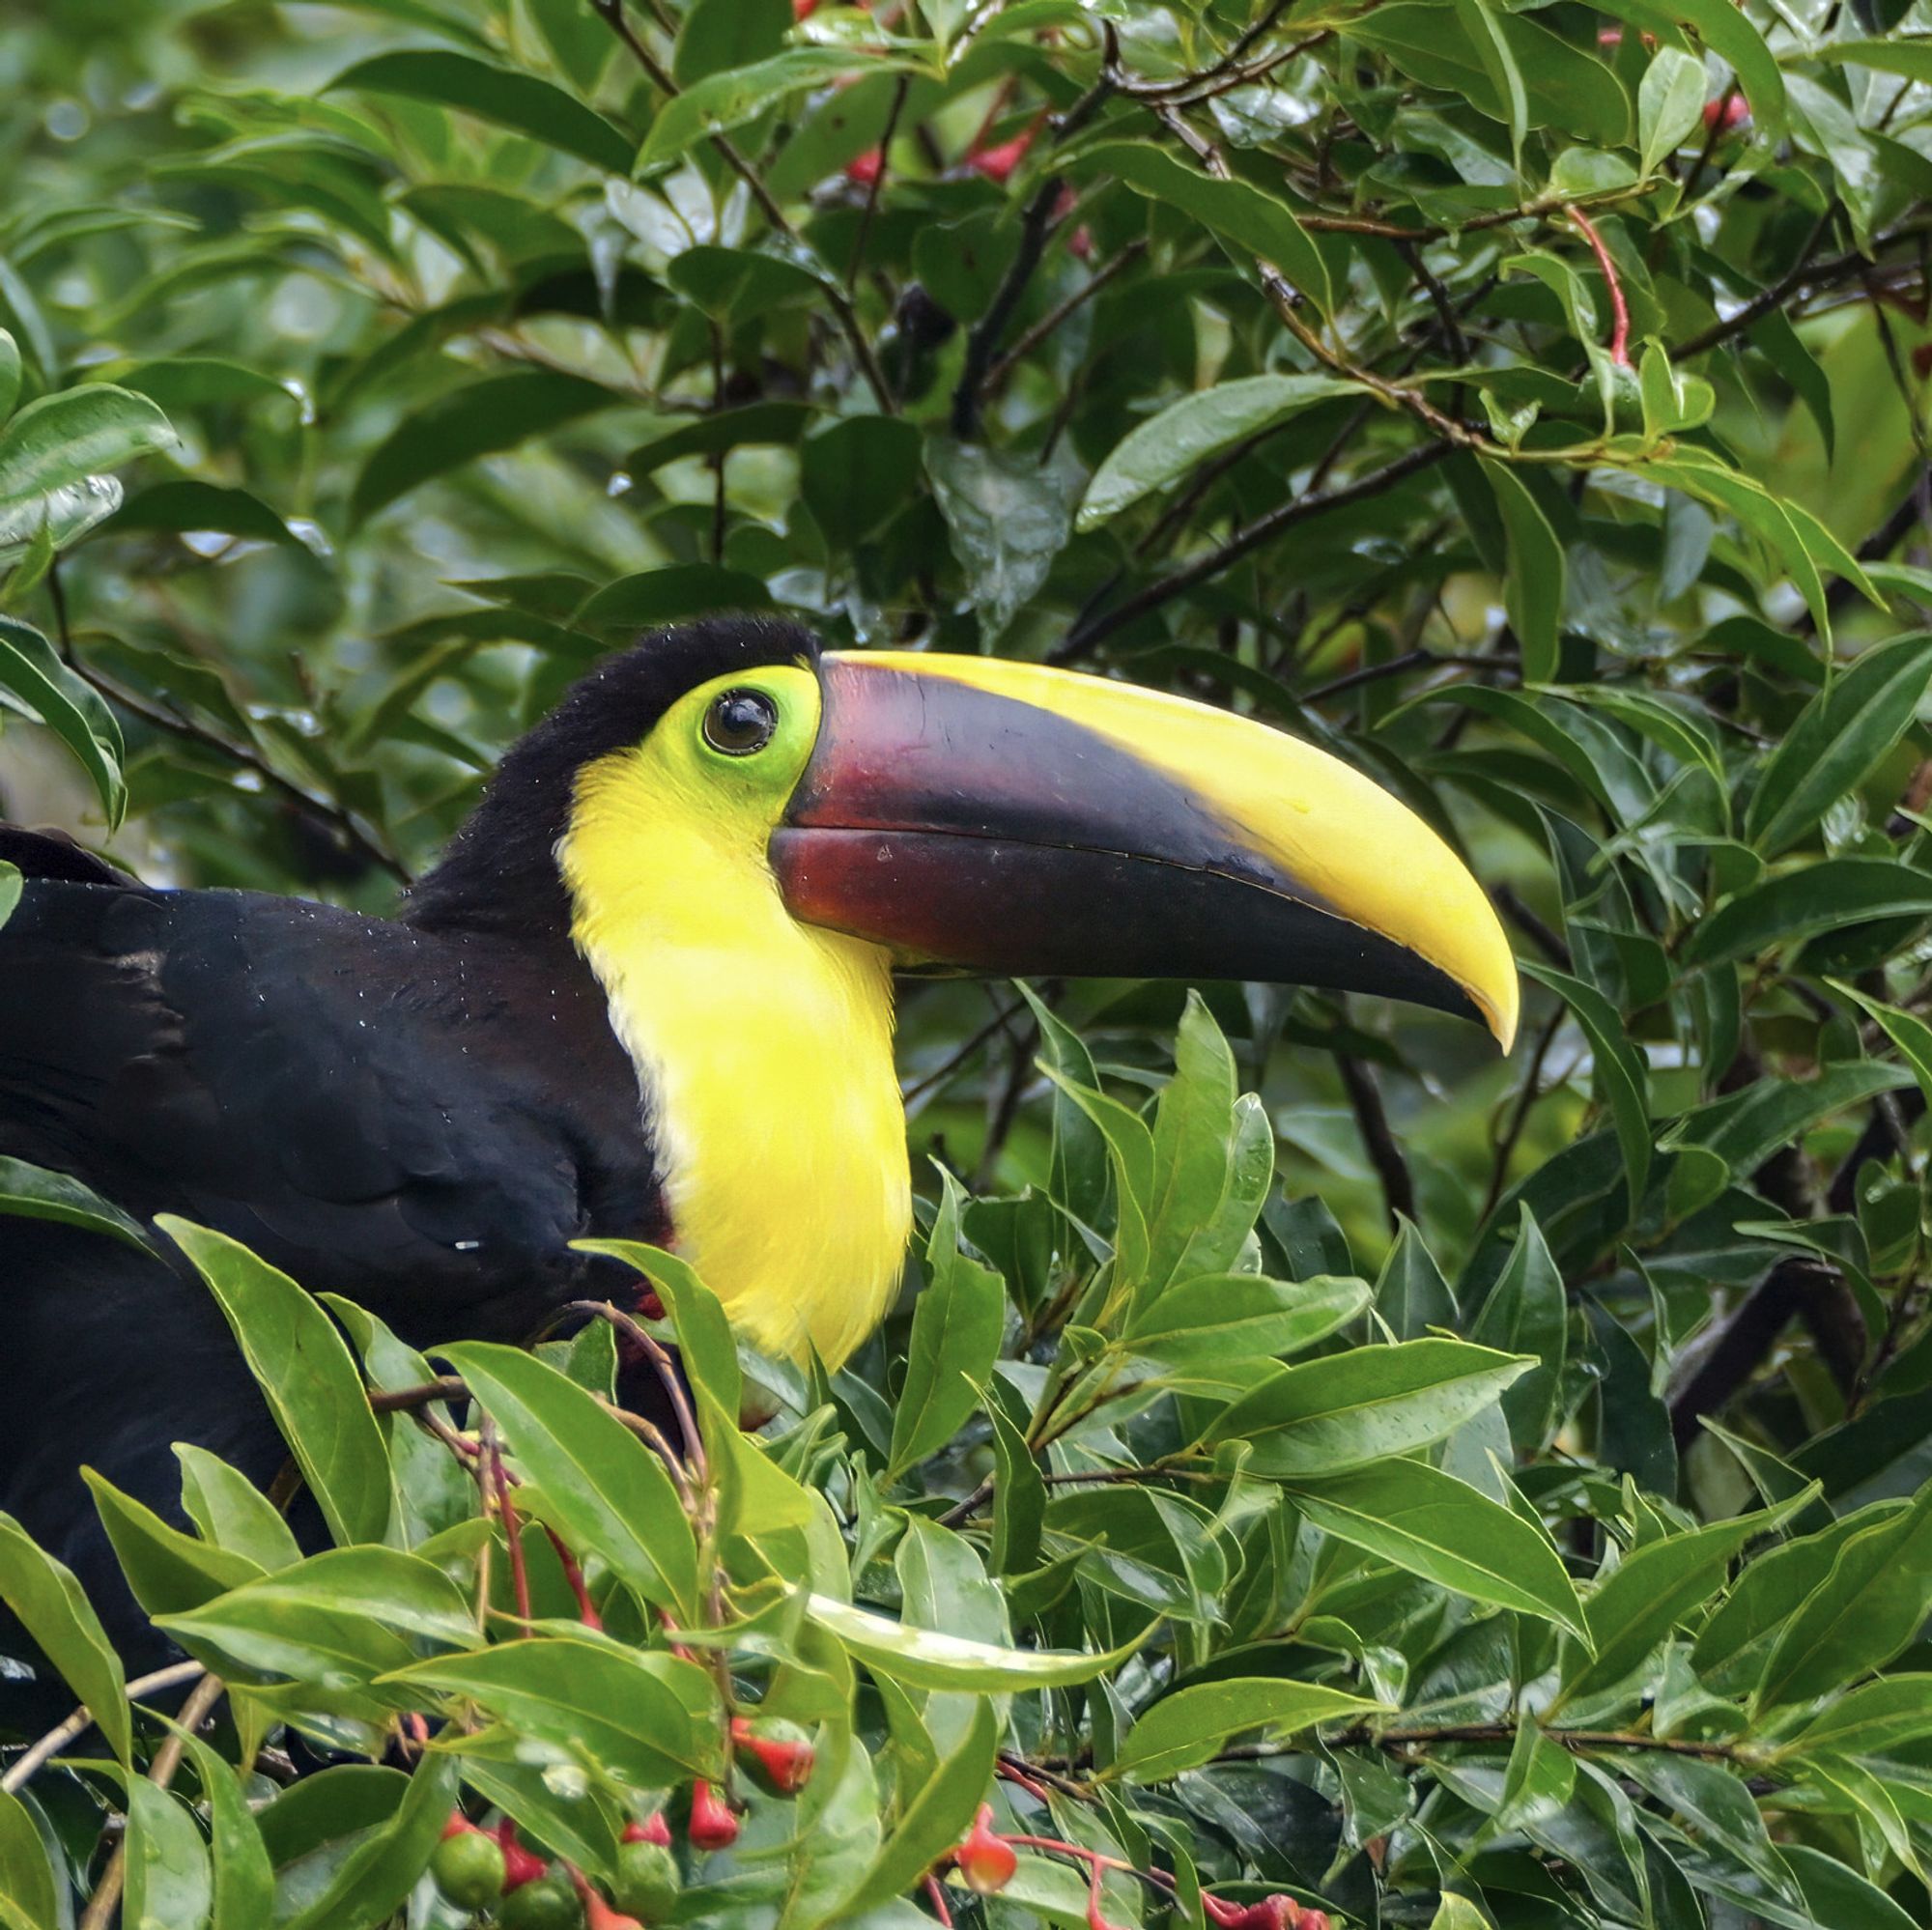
0,849,663,1324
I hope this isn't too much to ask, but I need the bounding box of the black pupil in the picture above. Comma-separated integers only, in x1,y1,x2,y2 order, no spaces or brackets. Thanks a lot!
705,690,778,755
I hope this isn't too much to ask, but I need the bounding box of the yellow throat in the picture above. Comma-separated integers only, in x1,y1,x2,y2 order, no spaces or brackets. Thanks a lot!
558,667,910,1369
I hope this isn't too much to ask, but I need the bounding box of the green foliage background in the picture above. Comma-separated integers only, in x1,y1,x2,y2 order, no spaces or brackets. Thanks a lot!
7,0,1932,1924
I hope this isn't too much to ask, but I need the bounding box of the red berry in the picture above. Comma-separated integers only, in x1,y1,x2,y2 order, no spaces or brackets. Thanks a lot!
440,1810,477,1841
634,1286,666,1320
495,1820,550,1893
730,1717,816,1795
687,1781,739,1852
952,1805,1017,1895
622,1814,672,1847
793,0,820,16
968,129,1035,184
582,1892,644,1930
1702,94,1748,131
845,148,884,185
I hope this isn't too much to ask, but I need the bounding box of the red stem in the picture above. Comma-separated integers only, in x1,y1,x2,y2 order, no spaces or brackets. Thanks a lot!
923,1873,955,1926
543,1525,603,1631
1569,207,1630,365
490,1440,533,1633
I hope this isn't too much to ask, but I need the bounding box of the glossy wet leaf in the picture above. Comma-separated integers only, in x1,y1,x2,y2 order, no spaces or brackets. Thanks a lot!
159,1216,396,1549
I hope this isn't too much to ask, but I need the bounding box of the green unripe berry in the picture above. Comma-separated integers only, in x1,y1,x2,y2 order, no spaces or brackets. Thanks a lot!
497,1872,585,1930
431,1831,506,1911
612,1840,680,1922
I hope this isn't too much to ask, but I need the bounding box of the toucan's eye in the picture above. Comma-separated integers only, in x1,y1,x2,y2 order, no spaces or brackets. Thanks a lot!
702,689,779,756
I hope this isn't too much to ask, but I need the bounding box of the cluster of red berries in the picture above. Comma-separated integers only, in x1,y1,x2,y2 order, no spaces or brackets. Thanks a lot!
428,1721,817,1929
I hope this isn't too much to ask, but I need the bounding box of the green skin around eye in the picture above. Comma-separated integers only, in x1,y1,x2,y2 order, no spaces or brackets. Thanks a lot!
650,666,823,838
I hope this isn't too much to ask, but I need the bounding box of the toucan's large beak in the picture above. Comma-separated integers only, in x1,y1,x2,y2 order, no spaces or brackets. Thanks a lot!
771,652,1518,1050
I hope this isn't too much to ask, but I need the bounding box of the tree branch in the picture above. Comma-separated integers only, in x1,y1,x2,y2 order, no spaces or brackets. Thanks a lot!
1053,440,1453,661
1335,1049,1415,1229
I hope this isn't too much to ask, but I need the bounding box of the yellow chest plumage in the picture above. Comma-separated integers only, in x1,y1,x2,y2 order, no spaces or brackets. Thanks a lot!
559,738,909,1369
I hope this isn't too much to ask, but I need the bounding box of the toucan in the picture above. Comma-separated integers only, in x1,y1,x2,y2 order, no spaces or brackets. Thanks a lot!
0,614,1516,1681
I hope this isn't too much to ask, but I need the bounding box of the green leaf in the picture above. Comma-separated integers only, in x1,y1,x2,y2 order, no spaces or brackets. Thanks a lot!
1077,374,1365,528
1110,1678,1384,1783
82,1468,263,1619
106,480,305,550
1788,1673,1932,1760
1482,460,1564,684
1747,633,1932,857
0,332,18,425
350,370,630,525
1520,965,1652,1216
1203,1338,1533,1473
1347,6,1631,144
1683,859,1932,968
439,1341,700,1618
0,1511,130,1764
123,1780,212,1930
383,1637,722,1786
328,49,634,172
1126,1272,1370,1366
0,383,175,516
176,1731,275,1930
156,1547,476,1689
1639,46,1710,175
839,1697,998,1916
0,1789,57,1930
1069,141,1333,317
673,0,789,84
925,435,1081,645
1755,1480,1932,1711
1375,1217,1458,1342
281,1751,459,1930
0,1153,151,1250
1559,1499,1809,1706
802,1591,1148,1690
888,1170,1007,1479
156,1217,397,1549
1467,1207,1568,1454
1595,0,1784,137
1829,979,1932,1115
574,1239,738,1449
1622,1752,1799,1903
800,414,924,551
1286,1459,1591,1642
0,614,127,829
638,49,908,169
574,562,774,634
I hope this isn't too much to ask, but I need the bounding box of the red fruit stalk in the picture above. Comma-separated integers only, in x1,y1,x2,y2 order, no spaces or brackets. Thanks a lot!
440,1810,479,1841
623,1814,672,1847
687,1781,739,1851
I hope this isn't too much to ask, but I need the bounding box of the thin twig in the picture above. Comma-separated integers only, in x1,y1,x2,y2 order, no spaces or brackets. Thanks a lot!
846,74,910,294
1568,208,1629,366
591,0,894,411
1335,1050,1415,1229
982,238,1147,391
565,1299,706,1479
2,1661,208,1797
47,563,408,884
1053,440,1453,661
952,178,1065,437
368,1375,469,1413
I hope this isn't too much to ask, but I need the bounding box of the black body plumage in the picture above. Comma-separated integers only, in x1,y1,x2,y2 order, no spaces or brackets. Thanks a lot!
0,616,816,1712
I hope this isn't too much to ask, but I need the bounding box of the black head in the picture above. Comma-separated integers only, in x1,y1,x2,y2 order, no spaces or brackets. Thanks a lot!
406,614,819,938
